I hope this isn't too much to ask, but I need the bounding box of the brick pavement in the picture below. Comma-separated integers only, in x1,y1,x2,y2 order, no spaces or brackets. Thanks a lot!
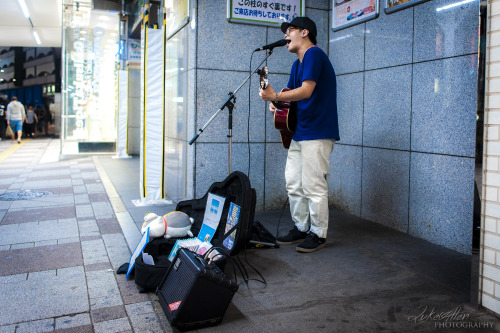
0,138,169,333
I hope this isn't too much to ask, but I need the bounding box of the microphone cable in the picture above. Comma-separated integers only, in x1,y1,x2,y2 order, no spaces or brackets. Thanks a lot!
210,245,267,289
211,247,251,291
239,249,267,287
247,50,258,179
248,48,290,243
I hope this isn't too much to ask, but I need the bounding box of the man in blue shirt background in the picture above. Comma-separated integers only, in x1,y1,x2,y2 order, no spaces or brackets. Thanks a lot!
259,17,339,253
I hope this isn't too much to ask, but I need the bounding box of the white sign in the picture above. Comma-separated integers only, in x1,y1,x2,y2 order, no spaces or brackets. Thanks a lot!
199,193,226,240
126,227,149,278
227,0,305,27
128,39,141,66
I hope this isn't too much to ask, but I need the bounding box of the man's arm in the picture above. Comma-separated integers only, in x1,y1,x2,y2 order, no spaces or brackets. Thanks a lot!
259,80,316,103
278,80,316,101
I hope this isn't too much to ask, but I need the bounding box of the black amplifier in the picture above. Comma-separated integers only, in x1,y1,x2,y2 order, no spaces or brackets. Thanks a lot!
156,248,238,331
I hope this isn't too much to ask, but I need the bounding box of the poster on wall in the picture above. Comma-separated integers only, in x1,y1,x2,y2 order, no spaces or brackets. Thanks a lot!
227,0,305,27
332,0,379,31
128,39,141,67
165,0,190,39
384,0,430,14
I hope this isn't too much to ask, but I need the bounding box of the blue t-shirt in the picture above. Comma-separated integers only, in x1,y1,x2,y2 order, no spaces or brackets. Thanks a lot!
287,46,340,141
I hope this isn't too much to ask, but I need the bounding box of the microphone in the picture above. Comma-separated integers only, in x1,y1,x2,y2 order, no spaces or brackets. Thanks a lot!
254,39,288,52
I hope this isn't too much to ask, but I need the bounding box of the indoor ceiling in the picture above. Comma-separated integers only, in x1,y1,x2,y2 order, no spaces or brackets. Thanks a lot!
0,0,63,47
0,0,124,48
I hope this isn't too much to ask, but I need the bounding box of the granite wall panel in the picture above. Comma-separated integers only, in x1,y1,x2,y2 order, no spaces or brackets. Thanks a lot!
363,65,412,150
409,152,474,254
329,144,362,215
413,0,479,62
411,55,477,157
361,147,410,232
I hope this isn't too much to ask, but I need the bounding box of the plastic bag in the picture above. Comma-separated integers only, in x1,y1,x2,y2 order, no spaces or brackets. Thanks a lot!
5,125,13,137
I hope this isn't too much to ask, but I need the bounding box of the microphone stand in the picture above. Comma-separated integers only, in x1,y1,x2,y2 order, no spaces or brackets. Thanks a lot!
189,48,276,175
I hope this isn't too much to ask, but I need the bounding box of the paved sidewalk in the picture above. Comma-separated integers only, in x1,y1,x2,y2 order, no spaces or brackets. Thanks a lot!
0,138,499,333
0,138,169,332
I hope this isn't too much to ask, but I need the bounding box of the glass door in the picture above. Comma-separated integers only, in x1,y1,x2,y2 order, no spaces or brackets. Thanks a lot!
61,0,119,154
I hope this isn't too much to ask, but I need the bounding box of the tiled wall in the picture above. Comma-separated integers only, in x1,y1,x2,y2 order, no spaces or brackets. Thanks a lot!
330,0,479,254
481,0,500,316
162,0,478,256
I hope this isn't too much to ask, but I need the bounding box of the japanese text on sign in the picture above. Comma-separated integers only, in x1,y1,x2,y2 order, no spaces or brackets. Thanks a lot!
228,0,304,27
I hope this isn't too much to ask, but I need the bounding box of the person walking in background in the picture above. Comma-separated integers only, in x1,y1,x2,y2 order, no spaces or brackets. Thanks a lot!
24,104,37,138
6,96,26,143
35,105,43,134
0,98,6,141
42,105,52,136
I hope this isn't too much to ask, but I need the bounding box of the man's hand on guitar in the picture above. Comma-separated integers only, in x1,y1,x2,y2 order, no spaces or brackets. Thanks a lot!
259,84,276,102
269,102,276,114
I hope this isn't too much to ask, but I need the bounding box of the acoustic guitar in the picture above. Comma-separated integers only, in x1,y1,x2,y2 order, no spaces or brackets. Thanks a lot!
259,67,297,149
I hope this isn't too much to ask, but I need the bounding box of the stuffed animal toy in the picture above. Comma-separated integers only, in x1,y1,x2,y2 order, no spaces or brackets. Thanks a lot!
141,212,167,238
164,211,195,239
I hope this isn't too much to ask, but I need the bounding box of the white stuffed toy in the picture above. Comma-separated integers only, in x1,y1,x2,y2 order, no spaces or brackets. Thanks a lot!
141,212,167,238
163,211,195,239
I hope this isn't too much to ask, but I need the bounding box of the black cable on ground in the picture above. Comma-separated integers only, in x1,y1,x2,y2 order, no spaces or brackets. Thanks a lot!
242,247,267,287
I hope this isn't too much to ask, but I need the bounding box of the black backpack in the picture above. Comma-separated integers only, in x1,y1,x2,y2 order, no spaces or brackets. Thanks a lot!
133,237,177,292
176,171,256,256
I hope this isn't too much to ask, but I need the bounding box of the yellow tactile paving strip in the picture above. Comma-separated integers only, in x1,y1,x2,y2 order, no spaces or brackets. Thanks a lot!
0,139,32,163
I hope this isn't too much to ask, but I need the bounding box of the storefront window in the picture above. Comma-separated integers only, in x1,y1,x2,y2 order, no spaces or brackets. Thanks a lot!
61,1,119,154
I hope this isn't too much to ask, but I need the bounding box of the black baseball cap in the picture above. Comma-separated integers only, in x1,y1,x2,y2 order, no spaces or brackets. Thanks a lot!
281,17,317,45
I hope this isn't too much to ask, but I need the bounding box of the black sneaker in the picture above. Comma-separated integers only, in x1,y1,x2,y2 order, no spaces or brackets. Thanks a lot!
276,226,308,245
296,233,326,253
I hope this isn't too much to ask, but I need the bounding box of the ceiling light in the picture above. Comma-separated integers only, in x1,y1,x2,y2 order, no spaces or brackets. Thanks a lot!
17,0,30,18
436,0,476,12
32,30,41,45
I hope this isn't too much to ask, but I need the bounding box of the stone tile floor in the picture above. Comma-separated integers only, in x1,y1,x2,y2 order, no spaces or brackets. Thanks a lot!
0,138,167,332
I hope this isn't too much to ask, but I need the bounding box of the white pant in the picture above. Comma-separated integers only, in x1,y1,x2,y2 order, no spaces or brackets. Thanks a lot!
285,139,335,238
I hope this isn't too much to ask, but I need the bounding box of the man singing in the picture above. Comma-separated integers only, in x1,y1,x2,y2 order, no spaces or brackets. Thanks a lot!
259,17,340,253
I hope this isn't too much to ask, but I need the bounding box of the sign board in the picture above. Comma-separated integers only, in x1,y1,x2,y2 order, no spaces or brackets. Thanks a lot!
227,0,305,27
128,39,141,66
332,0,379,31
385,0,430,14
